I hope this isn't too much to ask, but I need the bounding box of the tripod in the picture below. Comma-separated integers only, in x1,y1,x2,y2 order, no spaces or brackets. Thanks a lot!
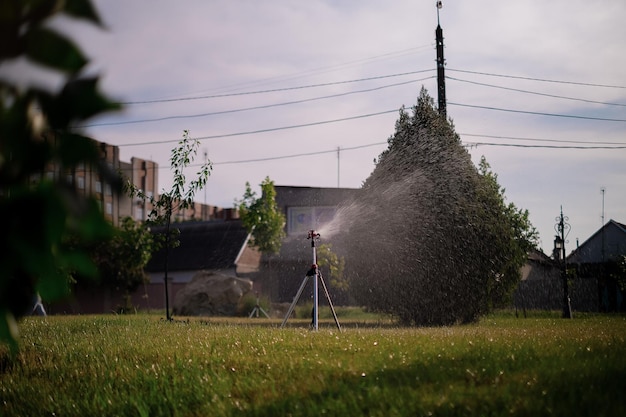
280,230,341,331
249,292,270,318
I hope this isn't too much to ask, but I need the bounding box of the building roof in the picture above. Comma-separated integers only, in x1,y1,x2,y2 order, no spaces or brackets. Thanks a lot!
567,219,626,264
145,220,250,272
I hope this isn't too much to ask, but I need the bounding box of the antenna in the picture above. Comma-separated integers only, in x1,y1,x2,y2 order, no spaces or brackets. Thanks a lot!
435,1,447,117
436,1,442,25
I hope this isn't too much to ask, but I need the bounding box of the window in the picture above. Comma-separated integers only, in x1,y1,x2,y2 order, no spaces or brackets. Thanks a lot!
95,181,102,193
105,202,112,215
77,176,85,189
287,206,336,236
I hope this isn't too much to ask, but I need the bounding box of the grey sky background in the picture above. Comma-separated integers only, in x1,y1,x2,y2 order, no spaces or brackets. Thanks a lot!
7,0,625,255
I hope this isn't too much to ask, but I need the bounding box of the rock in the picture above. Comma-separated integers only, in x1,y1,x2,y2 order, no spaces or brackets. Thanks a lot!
173,271,253,316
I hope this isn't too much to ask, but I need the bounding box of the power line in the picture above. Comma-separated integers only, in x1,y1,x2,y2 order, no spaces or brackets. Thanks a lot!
120,69,435,105
133,132,625,172
160,45,432,101
464,142,626,149
78,77,434,128
212,142,387,165
460,133,626,146
448,102,626,122
114,98,625,147
447,68,626,89
447,76,626,107
117,109,400,147
214,140,626,165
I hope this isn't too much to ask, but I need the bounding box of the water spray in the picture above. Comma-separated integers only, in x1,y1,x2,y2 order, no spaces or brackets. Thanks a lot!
280,230,341,331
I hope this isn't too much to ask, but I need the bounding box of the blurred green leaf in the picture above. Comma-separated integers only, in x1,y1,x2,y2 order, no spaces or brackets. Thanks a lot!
64,0,102,25
0,310,19,355
39,78,120,128
1,0,119,351
56,132,101,167
23,27,87,73
73,197,114,241
35,269,71,302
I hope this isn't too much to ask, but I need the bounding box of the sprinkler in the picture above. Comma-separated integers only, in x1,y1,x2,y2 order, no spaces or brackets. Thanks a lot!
281,230,341,331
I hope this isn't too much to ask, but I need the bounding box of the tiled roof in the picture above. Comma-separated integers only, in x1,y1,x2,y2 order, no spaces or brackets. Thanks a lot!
146,220,249,272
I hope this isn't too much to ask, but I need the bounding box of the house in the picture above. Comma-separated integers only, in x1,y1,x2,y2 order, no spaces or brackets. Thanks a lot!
48,219,259,314
514,220,626,313
513,249,563,311
143,219,261,311
567,220,626,312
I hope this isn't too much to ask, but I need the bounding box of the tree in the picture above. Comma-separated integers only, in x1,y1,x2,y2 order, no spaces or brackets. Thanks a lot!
1,0,120,352
477,156,539,306
90,217,154,312
336,88,538,325
237,177,286,255
126,130,212,320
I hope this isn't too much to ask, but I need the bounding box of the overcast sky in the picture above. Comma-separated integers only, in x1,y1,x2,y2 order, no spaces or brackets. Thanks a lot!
8,0,626,255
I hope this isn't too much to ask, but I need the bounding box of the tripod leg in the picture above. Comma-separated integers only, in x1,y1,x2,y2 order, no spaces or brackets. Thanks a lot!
259,307,270,319
318,272,342,331
280,275,309,328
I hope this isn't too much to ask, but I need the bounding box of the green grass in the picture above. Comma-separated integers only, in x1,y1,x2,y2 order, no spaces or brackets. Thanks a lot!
1,313,625,416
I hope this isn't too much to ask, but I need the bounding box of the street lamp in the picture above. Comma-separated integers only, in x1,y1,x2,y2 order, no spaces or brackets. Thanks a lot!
553,235,563,261
554,206,572,318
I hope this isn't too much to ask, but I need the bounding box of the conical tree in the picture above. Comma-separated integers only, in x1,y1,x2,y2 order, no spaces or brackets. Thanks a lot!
337,88,532,325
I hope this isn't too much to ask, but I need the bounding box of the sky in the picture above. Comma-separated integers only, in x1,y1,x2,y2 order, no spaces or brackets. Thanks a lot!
4,0,625,255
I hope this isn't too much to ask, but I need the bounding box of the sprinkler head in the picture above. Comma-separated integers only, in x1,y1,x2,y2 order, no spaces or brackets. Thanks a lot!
307,230,320,240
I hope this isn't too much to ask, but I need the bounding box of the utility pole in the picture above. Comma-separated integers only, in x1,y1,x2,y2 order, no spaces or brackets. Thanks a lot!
436,1,447,118
554,206,572,318
337,146,340,188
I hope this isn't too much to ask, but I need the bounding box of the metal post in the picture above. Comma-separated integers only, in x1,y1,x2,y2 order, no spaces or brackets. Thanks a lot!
311,231,319,331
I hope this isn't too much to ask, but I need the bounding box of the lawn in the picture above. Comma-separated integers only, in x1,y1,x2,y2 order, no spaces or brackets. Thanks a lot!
1,312,625,416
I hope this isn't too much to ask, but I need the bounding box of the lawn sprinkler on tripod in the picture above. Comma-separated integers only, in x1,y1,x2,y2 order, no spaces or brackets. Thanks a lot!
280,230,341,331
248,291,270,319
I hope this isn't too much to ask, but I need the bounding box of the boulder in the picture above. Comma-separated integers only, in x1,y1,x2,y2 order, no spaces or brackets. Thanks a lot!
173,271,253,316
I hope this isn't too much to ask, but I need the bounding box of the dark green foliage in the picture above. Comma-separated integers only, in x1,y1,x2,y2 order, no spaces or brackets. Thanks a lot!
338,88,537,326
477,157,539,307
0,0,119,351
237,176,286,255
91,217,154,294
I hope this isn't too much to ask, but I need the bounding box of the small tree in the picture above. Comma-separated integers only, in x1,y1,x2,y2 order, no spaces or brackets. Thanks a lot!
127,130,212,320
237,177,286,301
477,156,539,306
91,217,154,312
237,177,286,255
